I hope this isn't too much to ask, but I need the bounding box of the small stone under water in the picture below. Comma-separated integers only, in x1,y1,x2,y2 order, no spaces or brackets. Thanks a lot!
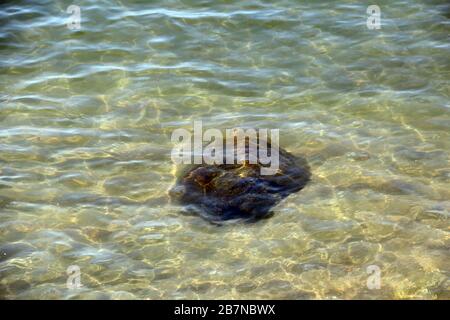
169,138,311,223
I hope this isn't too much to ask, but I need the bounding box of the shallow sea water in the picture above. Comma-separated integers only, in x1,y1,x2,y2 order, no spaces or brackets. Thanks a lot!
0,0,449,299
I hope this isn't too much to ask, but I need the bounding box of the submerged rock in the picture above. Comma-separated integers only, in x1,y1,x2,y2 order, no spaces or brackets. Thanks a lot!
169,138,311,223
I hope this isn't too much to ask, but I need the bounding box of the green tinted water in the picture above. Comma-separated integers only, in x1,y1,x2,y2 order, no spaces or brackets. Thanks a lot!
0,0,449,299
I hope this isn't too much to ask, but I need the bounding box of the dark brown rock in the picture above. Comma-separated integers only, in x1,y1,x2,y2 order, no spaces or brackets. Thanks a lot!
170,138,310,223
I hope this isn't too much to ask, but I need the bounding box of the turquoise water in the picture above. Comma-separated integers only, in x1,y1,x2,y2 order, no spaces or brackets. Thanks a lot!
0,0,449,299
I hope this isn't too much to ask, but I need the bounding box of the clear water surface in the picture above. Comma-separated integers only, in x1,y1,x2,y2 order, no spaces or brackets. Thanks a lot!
0,0,449,299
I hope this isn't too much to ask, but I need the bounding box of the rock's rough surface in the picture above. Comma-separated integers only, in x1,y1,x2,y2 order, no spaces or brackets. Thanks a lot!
169,139,311,223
